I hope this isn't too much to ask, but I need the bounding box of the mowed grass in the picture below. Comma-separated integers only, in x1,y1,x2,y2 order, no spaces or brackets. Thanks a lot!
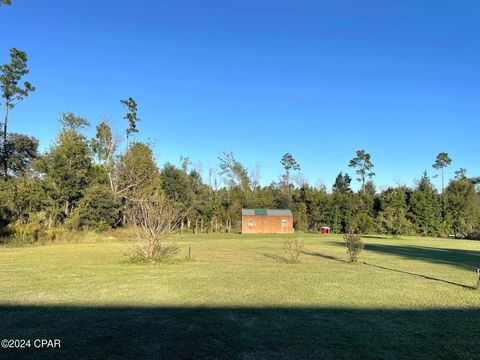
0,233,479,359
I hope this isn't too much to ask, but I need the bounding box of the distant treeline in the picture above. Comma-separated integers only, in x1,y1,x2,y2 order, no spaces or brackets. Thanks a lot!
0,45,479,243
0,111,479,243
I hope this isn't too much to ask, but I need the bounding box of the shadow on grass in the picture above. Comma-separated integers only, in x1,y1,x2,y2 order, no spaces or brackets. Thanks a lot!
1,305,479,359
364,243,480,271
362,262,476,290
302,250,349,263
362,235,392,240
262,253,290,263
303,250,475,289
262,253,301,265
326,241,480,271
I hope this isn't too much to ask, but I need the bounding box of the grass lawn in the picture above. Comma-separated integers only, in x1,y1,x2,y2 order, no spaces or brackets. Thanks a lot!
0,233,479,359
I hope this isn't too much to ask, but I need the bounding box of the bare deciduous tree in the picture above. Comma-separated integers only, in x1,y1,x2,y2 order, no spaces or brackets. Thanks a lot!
127,194,185,263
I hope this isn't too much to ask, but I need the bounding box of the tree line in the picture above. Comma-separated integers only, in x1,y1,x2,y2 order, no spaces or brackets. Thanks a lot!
1,44,480,243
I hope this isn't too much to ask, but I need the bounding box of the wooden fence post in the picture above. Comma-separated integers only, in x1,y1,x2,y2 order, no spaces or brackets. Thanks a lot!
476,269,480,289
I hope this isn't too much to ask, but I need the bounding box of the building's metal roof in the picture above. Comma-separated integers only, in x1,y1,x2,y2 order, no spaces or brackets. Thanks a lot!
242,209,293,217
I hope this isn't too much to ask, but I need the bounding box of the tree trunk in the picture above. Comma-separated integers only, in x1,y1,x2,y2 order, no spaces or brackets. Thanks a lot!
442,167,444,194
2,102,9,179
64,200,70,217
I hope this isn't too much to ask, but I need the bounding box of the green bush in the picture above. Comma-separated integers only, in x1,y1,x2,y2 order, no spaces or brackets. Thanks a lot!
9,212,51,245
344,232,365,263
351,212,376,234
66,186,119,230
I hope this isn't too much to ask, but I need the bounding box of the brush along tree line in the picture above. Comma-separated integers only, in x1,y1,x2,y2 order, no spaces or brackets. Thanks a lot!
1,46,480,244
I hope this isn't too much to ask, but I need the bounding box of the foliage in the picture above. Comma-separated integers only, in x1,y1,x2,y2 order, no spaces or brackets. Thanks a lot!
377,186,411,237
444,178,480,233
280,153,301,194
35,124,94,220
1,132,38,176
66,186,119,231
0,48,35,108
349,150,375,194
344,231,365,263
218,151,250,191
117,142,161,199
9,212,54,245
283,237,303,263
59,112,90,131
120,97,140,146
1,47,35,178
409,172,442,236
293,202,308,232
0,99,478,240
332,172,352,194
127,194,185,263
351,212,376,235
432,152,452,193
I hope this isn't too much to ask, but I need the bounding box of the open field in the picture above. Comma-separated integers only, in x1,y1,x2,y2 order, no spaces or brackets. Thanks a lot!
1,233,479,359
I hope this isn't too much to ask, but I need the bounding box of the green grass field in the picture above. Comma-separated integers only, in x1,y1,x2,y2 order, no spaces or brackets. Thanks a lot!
1,233,479,359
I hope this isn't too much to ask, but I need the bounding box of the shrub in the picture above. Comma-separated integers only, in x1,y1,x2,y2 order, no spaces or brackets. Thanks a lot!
283,237,303,263
66,186,119,230
9,212,50,245
344,232,365,263
128,243,180,264
126,194,185,264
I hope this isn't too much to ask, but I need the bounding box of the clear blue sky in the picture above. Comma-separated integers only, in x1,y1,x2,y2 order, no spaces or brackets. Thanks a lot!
1,0,479,191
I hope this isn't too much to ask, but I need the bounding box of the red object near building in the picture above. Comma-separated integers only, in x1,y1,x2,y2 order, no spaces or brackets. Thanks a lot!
320,227,331,234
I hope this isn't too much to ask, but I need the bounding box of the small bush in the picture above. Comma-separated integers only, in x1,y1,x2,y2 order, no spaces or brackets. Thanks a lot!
127,243,180,264
283,237,303,263
9,212,51,245
344,232,365,263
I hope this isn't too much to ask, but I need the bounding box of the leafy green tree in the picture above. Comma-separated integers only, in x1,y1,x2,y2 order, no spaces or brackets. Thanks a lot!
117,142,161,198
218,152,250,191
350,211,376,234
60,112,89,130
180,156,192,173
332,172,353,194
409,172,442,236
120,97,140,149
444,178,480,233
293,202,308,232
1,133,38,176
432,152,452,193
328,191,361,233
454,168,467,180
35,113,93,221
91,120,119,192
349,150,375,194
280,153,300,194
66,185,120,230
377,186,411,236
0,180,14,227
161,163,194,205
0,48,35,178
117,142,161,225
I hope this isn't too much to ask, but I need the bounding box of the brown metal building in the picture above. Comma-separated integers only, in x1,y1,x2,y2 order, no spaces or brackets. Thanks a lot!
241,209,294,234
